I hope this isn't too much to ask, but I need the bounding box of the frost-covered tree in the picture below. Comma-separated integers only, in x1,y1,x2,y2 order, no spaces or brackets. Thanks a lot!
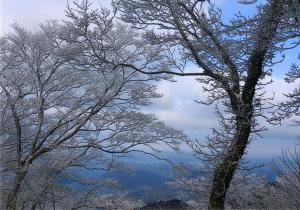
113,0,300,208
271,149,300,208
280,54,300,127
169,172,291,209
1,149,111,209
0,3,187,209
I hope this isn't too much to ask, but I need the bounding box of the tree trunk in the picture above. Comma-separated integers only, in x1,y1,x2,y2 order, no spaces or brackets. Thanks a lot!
208,117,251,209
30,201,38,210
6,169,27,210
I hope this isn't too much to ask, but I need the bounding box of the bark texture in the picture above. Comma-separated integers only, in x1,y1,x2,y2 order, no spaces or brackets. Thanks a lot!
6,169,27,210
208,1,285,208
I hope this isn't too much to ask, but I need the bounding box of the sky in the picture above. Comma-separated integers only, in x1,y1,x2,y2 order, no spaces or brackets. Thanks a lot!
0,0,299,158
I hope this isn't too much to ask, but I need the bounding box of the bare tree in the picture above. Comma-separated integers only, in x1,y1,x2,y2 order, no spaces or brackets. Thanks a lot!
170,160,297,209
113,0,300,208
270,55,300,208
279,54,300,127
271,149,300,209
169,172,275,209
1,149,97,209
0,2,187,209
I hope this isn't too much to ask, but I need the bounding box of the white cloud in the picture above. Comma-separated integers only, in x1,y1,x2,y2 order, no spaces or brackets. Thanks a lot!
1,0,112,34
145,77,216,131
147,75,299,156
1,0,298,157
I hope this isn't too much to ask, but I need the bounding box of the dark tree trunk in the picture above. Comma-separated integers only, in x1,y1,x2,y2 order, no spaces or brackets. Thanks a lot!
208,1,284,208
30,201,38,210
208,117,251,209
6,169,27,210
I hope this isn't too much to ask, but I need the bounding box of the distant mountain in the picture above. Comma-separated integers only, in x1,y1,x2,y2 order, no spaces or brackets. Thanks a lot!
247,157,278,182
140,199,191,209
59,153,281,203
100,168,179,202
129,185,178,203
101,169,171,190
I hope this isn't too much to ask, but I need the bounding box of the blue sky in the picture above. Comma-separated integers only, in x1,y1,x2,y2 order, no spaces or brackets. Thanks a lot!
1,0,299,158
